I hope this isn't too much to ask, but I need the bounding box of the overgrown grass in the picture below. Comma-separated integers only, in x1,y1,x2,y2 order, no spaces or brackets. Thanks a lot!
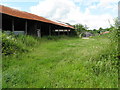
2,31,118,88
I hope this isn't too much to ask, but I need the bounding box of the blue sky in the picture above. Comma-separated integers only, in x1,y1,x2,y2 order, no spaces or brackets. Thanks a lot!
1,2,38,12
1,0,119,29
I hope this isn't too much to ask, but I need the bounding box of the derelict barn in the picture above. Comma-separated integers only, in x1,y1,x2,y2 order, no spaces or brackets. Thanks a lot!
0,5,74,37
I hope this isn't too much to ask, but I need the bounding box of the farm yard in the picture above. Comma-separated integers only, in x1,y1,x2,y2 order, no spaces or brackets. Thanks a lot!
1,2,119,89
2,32,118,88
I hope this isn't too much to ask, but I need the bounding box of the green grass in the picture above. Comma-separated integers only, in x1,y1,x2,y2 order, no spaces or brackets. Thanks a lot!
2,34,118,88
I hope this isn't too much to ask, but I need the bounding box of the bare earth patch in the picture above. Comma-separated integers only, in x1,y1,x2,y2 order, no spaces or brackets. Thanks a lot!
82,37,89,39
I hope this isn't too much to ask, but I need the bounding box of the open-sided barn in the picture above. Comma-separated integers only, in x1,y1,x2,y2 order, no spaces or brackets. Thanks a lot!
0,5,74,37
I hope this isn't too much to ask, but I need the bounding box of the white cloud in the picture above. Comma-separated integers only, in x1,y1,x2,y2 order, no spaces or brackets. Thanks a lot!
1,0,38,2
30,0,117,29
94,0,118,9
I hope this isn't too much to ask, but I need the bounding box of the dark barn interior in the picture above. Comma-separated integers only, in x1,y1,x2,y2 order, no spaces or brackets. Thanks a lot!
2,13,12,31
2,13,26,34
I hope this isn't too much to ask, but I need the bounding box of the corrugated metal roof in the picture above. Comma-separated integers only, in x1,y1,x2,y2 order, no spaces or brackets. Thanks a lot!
0,5,74,29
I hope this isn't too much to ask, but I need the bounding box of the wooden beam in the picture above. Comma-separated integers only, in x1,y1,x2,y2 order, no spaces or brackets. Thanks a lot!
25,20,27,35
12,18,14,32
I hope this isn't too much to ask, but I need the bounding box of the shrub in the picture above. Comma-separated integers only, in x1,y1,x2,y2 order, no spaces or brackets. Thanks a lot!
15,35,39,47
91,27,118,76
2,33,27,55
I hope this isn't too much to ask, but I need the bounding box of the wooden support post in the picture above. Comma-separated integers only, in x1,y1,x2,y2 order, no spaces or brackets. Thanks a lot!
53,29,55,35
39,23,41,38
67,29,69,35
39,29,41,38
63,29,65,35
0,13,2,30
35,23,37,30
69,30,71,35
53,28,54,35
52,27,55,35
58,29,60,35
35,22,37,36
37,23,42,38
12,18,14,32
53,26,56,35
49,24,51,36
25,20,27,35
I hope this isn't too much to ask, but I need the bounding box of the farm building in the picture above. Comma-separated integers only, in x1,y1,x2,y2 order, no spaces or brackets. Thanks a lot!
100,31,110,35
0,5,74,37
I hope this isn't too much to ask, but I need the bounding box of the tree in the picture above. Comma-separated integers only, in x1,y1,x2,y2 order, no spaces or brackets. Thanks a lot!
73,24,88,37
99,27,103,31
114,17,119,29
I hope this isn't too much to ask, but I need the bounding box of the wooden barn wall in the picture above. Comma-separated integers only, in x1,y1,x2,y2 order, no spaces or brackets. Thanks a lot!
2,14,26,32
27,20,37,36
2,13,73,36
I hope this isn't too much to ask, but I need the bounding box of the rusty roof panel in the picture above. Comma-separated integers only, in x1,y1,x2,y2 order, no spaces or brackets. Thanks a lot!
0,5,74,29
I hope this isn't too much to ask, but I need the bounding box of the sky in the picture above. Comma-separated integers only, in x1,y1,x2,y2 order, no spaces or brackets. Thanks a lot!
1,0,119,29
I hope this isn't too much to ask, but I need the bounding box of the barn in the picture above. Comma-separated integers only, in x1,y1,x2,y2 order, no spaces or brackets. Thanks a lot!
0,5,74,37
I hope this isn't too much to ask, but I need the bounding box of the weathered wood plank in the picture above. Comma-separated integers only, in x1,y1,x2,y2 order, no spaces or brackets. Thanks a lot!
25,20,27,35
12,18,14,31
